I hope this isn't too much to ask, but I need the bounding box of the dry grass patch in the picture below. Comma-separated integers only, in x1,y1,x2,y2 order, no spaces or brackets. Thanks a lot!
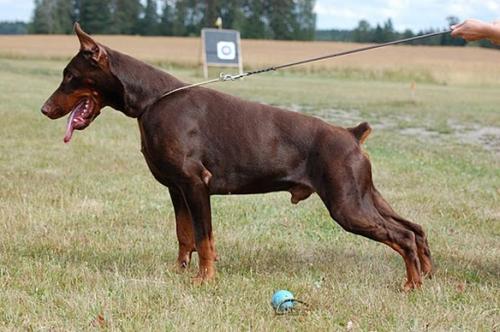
1,35,500,84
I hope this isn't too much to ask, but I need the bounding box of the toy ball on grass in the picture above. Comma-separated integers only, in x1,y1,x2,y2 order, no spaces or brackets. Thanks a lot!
271,290,295,313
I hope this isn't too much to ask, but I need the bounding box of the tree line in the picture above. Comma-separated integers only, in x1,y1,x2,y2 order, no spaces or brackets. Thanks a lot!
0,1,497,48
27,0,316,40
0,21,28,34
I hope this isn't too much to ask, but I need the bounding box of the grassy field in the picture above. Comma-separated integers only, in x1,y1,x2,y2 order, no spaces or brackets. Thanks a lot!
0,36,499,330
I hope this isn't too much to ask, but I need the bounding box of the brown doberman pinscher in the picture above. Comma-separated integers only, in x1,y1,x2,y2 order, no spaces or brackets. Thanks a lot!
41,23,433,291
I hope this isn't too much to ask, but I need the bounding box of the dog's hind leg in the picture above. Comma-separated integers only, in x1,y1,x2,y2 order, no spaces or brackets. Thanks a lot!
325,199,422,291
169,187,196,270
372,190,433,277
314,149,423,291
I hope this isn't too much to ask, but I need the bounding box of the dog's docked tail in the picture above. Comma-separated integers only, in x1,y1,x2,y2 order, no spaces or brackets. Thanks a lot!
348,122,372,144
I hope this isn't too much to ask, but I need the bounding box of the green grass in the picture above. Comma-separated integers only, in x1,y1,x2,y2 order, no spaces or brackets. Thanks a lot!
0,56,499,331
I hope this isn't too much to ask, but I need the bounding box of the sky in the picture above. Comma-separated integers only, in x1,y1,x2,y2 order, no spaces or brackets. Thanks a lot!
314,0,500,31
0,0,499,32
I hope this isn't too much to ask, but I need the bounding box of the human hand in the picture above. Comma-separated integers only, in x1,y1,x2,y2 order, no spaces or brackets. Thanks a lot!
451,19,493,41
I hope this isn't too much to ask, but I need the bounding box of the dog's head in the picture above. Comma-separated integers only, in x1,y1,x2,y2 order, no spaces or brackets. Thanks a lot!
41,23,122,143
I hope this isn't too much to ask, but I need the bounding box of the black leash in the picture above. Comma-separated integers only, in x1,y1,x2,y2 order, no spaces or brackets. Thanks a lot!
159,29,451,98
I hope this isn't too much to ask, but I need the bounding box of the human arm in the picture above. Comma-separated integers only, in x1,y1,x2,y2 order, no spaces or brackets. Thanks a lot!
451,19,500,44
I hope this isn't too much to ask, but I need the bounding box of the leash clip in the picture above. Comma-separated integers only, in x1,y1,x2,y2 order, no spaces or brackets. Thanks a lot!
219,73,235,81
219,73,247,81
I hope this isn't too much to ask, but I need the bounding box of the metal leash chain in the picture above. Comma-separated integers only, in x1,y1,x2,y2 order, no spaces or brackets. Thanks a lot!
159,29,451,99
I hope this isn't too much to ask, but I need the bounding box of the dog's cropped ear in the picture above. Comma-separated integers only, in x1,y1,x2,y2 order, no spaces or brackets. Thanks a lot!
74,22,107,66
348,122,372,144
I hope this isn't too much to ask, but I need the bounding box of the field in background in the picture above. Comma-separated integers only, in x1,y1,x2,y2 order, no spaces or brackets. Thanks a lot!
0,36,499,330
1,34,500,85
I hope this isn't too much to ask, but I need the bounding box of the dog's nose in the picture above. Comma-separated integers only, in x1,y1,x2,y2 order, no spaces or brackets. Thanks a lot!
41,105,50,116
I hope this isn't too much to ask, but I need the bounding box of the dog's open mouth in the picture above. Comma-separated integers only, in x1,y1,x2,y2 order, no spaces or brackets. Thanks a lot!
64,97,100,143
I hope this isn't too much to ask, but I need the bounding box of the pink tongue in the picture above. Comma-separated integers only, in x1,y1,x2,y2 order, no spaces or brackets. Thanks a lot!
63,109,77,143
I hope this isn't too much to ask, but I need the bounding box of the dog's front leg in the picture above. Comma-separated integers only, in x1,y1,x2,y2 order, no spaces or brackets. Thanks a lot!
179,180,216,284
168,187,196,270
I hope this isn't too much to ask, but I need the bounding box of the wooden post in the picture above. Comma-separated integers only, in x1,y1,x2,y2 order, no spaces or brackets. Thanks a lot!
237,31,243,75
201,29,208,79
410,81,416,101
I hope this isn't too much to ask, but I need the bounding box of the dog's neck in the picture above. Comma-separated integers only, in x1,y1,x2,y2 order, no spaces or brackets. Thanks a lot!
106,48,184,118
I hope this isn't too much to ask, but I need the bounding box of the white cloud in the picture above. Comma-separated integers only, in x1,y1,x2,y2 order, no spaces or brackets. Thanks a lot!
486,0,499,11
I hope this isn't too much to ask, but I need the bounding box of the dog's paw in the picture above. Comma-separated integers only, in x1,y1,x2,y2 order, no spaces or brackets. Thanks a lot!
403,280,422,292
191,266,215,285
172,259,191,274
421,263,434,279
191,276,206,285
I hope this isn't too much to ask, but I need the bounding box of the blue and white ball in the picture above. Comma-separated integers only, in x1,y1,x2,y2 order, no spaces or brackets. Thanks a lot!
271,290,295,312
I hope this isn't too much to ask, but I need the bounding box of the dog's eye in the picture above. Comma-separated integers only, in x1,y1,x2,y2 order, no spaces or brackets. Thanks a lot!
65,72,73,81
